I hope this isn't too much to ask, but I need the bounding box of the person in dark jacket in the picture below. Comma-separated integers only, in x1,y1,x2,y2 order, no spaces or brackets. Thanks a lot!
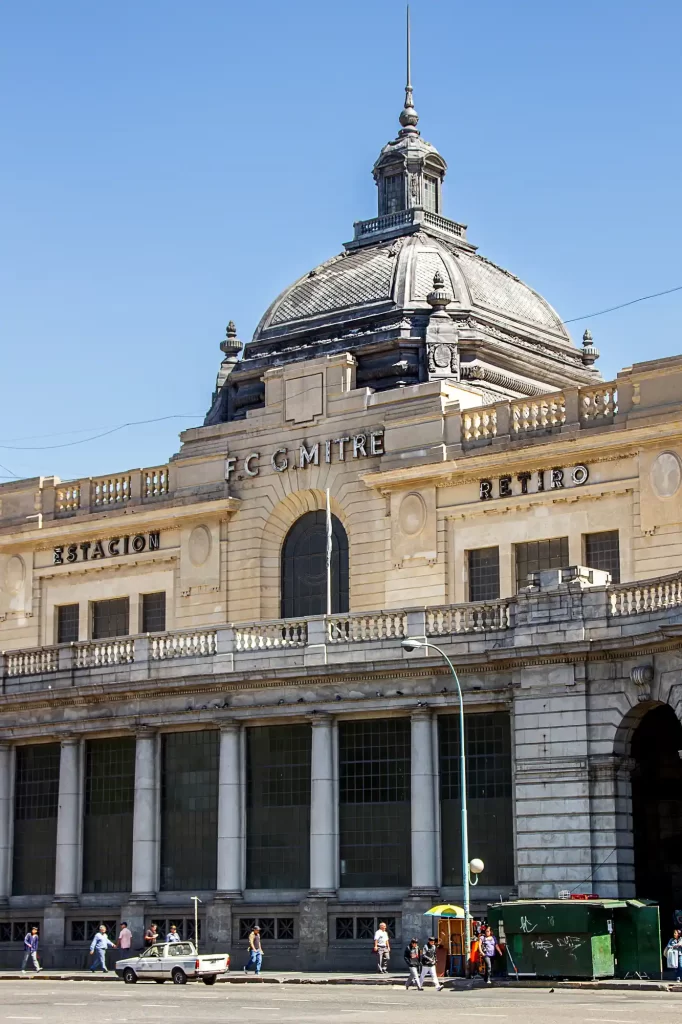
20,927,41,973
403,937,422,990
419,936,444,991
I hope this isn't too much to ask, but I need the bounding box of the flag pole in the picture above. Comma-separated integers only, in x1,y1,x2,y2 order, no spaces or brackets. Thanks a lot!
326,488,332,616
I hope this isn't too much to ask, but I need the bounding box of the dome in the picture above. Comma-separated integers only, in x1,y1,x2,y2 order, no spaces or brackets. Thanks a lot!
252,231,571,353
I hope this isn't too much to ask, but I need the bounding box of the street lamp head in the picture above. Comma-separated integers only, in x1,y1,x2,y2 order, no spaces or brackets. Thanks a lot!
469,858,485,875
401,638,425,653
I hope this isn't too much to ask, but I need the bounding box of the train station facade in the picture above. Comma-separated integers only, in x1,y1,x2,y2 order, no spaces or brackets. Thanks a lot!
1,73,682,969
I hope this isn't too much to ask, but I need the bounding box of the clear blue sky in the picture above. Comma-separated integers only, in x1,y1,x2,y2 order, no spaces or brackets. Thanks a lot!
2,0,681,483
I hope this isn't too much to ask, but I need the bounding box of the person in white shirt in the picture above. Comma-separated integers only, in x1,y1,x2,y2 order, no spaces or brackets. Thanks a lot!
373,922,391,974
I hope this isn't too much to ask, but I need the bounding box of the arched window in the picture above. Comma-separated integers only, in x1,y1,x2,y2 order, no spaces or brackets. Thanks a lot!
281,511,349,618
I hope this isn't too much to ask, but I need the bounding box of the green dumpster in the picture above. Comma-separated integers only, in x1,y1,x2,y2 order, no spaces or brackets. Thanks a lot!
489,899,662,980
489,900,622,979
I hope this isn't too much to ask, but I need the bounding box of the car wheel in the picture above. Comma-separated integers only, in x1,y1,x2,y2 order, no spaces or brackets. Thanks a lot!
172,968,187,985
122,968,137,985
202,975,217,986
154,979,166,984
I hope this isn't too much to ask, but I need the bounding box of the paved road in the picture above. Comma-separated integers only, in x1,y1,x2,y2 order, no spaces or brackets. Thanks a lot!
0,981,680,1023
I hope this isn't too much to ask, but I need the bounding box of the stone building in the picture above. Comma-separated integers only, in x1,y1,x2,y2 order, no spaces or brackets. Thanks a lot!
0,67,681,970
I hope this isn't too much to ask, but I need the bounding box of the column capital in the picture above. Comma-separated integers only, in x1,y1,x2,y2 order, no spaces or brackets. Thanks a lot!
133,724,157,739
60,733,79,747
217,718,241,734
0,740,12,752
307,712,334,727
411,707,433,722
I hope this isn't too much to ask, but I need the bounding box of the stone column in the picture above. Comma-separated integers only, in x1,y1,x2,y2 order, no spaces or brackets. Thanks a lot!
309,715,337,896
131,729,159,900
54,737,82,902
410,710,439,896
0,743,12,904
216,721,243,898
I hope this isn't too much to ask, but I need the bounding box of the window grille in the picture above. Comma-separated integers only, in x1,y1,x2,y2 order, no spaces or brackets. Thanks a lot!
384,173,405,214
69,920,117,943
92,597,129,639
0,921,39,944
334,915,397,940
468,547,500,602
423,176,438,213
246,724,311,889
339,719,411,887
514,537,569,592
142,591,166,633
439,712,513,886
160,731,218,891
584,530,620,583
82,738,135,894
57,604,79,644
13,744,60,896
238,917,296,941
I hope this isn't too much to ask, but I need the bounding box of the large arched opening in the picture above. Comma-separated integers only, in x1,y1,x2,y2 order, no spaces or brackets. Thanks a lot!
631,704,682,927
281,511,349,618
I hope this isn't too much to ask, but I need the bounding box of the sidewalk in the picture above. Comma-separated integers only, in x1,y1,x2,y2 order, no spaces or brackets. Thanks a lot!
1,970,680,992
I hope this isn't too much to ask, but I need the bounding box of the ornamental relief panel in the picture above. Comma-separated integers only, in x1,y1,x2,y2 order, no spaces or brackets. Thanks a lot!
390,486,437,568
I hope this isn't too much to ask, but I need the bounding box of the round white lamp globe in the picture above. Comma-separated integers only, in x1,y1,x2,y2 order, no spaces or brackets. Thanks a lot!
469,858,485,875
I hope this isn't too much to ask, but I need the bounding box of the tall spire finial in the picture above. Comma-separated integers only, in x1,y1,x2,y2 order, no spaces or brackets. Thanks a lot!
399,4,419,133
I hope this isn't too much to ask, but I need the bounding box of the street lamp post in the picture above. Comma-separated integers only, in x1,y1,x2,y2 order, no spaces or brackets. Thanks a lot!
401,637,475,965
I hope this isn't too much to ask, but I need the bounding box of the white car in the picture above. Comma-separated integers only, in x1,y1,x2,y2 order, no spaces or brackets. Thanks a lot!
115,941,230,985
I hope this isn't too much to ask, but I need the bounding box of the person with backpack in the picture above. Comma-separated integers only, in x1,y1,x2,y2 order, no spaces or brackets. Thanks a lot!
403,937,422,990
419,935,444,991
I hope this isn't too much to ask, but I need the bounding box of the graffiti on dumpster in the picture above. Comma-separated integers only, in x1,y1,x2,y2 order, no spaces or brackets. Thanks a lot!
556,936,583,959
531,939,553,958
520,916,537,933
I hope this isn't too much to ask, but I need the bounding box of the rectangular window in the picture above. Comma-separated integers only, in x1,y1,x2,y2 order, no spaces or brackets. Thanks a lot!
92,598,129,640
585,530,620,583
82,738,135,894
468,547,500,602
160,731,218,891
56,604,79,644
439,712,513,887
13,744,60,896
334,915,397,940
384,174,404,214
246,724,311,889
514,537,569,592
142,592,166,633
423,176,438,213
339,719,411,888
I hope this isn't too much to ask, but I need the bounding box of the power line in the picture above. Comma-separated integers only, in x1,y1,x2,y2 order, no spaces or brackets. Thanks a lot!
563,285,682,325
0,414,202,451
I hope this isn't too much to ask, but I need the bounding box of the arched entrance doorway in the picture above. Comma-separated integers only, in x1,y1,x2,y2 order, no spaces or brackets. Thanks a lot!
632,704,682,929
281,511,349,618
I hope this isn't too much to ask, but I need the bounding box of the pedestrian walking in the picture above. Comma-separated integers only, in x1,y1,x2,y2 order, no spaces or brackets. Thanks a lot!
664,929,682,982
144,924,158,949
20,927,41,974
479,925,503,985
373,921,391,974
117,921,132,965
166,924,181,943
403,937,422,990
419,936,443,991
243,924,263,975
89,925,115,973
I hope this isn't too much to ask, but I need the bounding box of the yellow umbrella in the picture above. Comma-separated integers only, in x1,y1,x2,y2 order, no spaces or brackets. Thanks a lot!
424,904,465,918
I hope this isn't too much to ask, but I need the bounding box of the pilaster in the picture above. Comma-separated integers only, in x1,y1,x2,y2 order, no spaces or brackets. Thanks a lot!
130,727,159,901
54,737,82,903
216,720,244,899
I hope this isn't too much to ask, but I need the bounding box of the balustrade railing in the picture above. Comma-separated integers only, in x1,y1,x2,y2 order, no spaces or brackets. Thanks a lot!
426,601,511,635
580,385,618,424
423,210,465,238
151,630,217,659
462,408,497,443
54,465,170,517
235,619,308,650
511,394,566,435
74,638,135,668
609,572,682,616
6,647,59,677
327,611,407,643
